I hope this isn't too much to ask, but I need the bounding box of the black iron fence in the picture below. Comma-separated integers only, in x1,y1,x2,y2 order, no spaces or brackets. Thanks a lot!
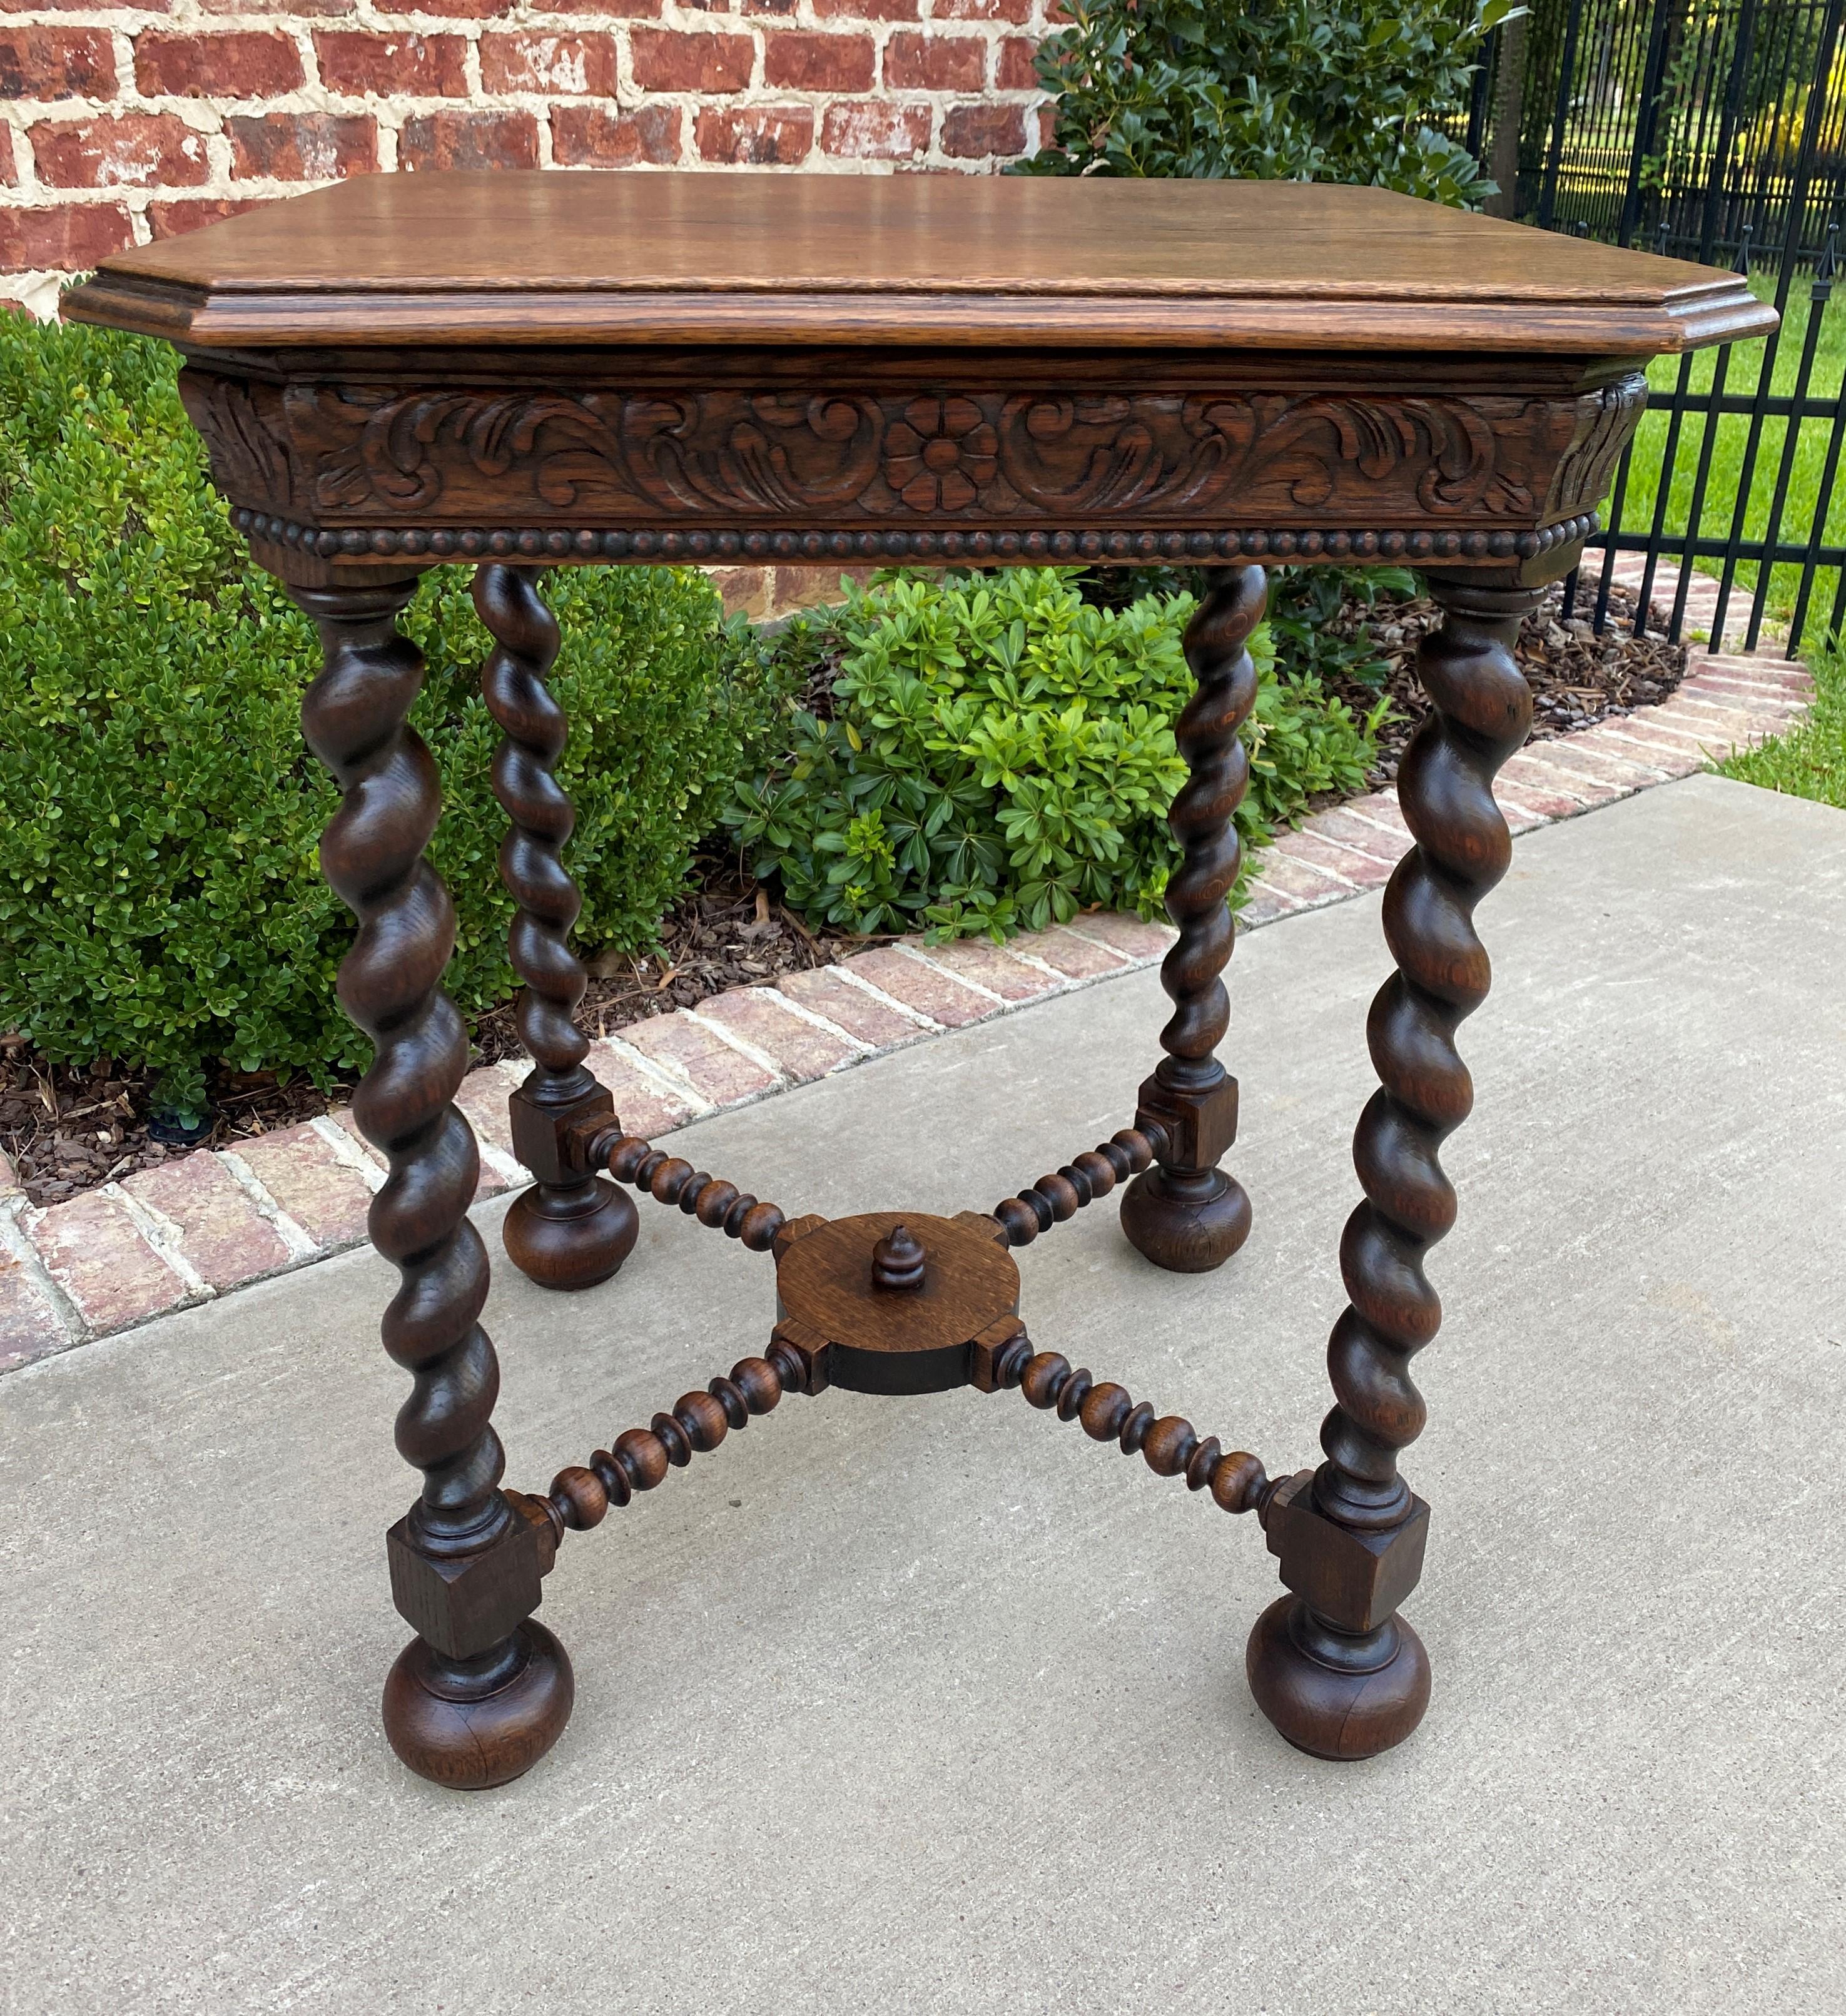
1458,0,1846,653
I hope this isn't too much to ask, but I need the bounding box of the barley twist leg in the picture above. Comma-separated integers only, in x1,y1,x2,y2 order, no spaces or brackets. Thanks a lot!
1120,565,1263,1272
1247,573,1539,1761
295,577,571,1790
475,563,636,1291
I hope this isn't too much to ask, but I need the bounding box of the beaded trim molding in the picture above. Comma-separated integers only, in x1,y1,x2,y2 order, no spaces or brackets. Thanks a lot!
234,509,1600,567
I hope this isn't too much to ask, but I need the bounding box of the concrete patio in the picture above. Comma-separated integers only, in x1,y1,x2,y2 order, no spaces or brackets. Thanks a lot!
3,772,1841,2014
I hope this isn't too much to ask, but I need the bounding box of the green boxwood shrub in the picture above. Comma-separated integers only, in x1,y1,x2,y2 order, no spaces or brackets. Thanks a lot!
1082,559,1415,692
0,313,782,1107
723,568,1386,939
1015,0,1513,206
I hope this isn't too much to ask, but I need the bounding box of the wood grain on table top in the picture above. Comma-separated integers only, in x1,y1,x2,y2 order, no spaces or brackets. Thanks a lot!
67,171,1776,355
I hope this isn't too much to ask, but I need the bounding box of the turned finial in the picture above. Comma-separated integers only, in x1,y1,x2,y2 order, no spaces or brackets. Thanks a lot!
871,1223,926,1292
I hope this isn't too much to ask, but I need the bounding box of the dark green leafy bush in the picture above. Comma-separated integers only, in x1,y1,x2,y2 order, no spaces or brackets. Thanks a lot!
723,569,1385,939
1081,560,1412,691
1015,0,1514,207
1263,565,1418,691
0,313,781,1105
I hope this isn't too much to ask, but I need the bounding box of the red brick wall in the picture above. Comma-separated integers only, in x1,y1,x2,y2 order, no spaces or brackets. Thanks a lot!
0,4,1054,312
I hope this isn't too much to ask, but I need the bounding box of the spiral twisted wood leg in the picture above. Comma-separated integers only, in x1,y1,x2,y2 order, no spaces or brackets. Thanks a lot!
474,564,636,1292
295,579,571,1791
1120,565,1263,1272
1247,573,1539,1761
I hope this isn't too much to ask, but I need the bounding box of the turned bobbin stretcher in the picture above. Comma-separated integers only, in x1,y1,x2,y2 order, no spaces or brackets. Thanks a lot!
63,169,1772,1788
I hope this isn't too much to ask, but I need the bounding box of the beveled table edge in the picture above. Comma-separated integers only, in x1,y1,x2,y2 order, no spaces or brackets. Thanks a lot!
63,272,1777,355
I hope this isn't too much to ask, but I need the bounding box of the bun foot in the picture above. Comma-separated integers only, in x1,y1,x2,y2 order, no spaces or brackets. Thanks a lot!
503,1177,637,1291
1119,1165,1251,1273
1244,1594,1430,1761
383,1620,574,1790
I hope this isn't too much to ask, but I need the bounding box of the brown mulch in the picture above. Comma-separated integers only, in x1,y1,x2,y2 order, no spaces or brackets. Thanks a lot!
1322,578,1685,788
0,862,876,1211
0,580,1686,1211
0,1037,344,1210
468,859,878,1070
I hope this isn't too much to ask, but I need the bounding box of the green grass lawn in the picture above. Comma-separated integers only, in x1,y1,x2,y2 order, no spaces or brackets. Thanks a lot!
1653,273,1846,811
1615,268,1846,644
1718,636,1846,805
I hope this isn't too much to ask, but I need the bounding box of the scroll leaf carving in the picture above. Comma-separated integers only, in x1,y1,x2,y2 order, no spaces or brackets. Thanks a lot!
604,393,885,516
180,373,299,510
987,393,1519,518
293,388,632,512
1546,373,1648,519
181,368,1599,535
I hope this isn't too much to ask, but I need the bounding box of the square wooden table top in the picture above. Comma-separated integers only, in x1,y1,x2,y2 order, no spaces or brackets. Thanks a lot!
68,170,1773,355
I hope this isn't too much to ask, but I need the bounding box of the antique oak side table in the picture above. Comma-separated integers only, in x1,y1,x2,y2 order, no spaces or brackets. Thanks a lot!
66,173,1770,1788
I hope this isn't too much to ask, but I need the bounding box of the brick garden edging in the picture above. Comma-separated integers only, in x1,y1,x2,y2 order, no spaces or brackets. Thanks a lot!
0,910,1181,1365
0,583,1816,1371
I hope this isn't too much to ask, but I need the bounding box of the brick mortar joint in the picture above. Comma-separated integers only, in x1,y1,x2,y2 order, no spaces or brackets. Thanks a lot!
3,18,1047,78
718,983,878,1056
99,1177,213,1295
1,13,1048,63
0,1194,86,1348
208,1147,323,1259
672,1001,796,1081
5,63,1052,217
307,1111,387,1183
823,961,943,1031
888,938,1014,1006
592,1028,719,1117
0,4,1057,23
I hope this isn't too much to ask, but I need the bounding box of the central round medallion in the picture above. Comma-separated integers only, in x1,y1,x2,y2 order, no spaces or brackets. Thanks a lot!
773,1210,1022,1395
